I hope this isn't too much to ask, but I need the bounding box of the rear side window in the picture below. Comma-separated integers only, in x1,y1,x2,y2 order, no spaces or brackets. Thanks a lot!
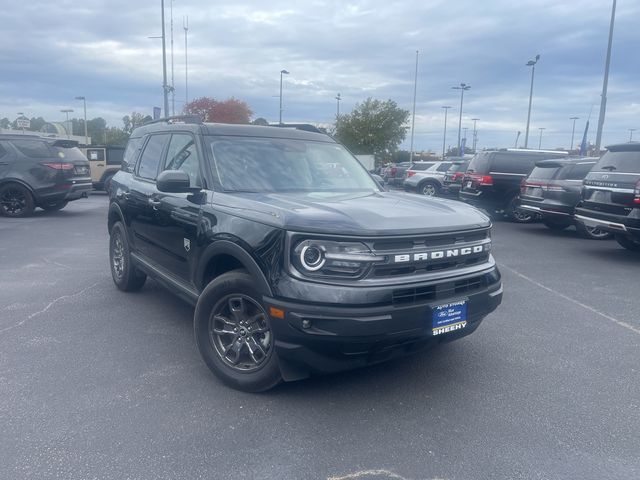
10,139,52,158
410,163,434,171
50,146,87,161
137,135,169,180
107,149,124,166
467,152,493,174
561,163,595,180
593,151,640,173
528,166,560,181
122,139,142,173
448,162,469,173
86,149,105,161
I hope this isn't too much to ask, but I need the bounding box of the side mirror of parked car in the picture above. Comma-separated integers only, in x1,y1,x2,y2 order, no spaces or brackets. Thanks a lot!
156,170,199,193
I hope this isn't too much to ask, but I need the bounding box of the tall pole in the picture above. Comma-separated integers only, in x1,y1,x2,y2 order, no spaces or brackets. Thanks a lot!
441,106,451,159
335,93,341,118
75,96,88,145
595,0,617,154
409,50,419,163
471,118,479,152
161,0,169,117
630,129,636,142
60,109,74,139
524,54,540,149
170,0,175,116
538,127,546,149
279,69,289,124
183,16,189,107
570,117,579,151
515,131,521,148
452,83,470,154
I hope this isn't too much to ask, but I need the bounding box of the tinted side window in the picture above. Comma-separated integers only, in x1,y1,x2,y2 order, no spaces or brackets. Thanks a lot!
437,162,452,172
491,154,538,174
10,139,52,158
137,135,168,180
593,150,640,173
163,134,201,187
107,148,124,166
86,148,105,161
562,163,595,180
122,139,141,173
411,163,434,171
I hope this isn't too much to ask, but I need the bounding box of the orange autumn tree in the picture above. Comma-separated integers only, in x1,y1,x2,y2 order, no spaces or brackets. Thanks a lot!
183,97,253,124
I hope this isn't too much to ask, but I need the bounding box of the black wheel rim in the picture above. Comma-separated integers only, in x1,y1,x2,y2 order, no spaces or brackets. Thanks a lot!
209,295,272,372
111,232,125,279
422,184,436,196
0,187,27,216
585,226,610,239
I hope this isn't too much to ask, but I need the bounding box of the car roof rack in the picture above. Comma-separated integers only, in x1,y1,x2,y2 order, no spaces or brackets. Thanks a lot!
270,123,324,134
144,115,203,126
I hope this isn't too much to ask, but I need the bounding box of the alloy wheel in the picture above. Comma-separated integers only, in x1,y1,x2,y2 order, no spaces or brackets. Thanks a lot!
0,187,28,216
111,233,125,279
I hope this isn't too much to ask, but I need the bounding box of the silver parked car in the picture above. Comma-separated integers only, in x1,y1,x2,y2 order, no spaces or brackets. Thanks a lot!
403,161,453,196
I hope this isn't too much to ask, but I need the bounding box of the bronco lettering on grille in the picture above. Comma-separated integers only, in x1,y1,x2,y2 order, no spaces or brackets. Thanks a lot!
393,244,487,263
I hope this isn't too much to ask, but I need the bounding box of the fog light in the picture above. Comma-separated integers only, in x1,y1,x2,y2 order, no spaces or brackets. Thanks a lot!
302,319,312,329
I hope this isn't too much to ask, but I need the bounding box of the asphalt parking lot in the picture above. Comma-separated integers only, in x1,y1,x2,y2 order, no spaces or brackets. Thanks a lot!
1,193,639,480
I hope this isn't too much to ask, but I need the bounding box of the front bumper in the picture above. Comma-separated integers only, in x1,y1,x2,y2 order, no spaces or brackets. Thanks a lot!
264,268,503,380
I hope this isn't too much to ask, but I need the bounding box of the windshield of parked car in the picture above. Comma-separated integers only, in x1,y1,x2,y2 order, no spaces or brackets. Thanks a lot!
593,150,640,173
209,136,380,193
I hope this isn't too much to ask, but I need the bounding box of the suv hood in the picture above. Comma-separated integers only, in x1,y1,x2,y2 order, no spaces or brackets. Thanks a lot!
213,190,490,236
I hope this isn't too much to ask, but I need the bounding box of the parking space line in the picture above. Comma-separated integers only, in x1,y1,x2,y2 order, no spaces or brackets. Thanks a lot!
499,263,640,336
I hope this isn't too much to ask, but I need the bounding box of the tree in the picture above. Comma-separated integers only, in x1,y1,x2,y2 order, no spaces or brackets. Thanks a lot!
122,112,152,134
0,118,10,129
251,117,269,126
28,117,46,132
334,98,410,159
184,97,253,124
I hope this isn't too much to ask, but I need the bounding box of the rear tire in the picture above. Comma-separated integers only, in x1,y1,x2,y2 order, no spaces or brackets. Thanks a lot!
0,183,35,218
615,234,640,251
419,181,439,197
505,196,535,223
109,221,146,291
194,270,282,392
542,218,571,230
41,201,68,212
575,222,613,240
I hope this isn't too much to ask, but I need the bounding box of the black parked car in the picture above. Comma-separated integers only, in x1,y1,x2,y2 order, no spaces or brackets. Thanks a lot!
442,159,470,196
460,149,568,222
107,117,503,391
0,134,92,217
575,143,640,251
519,158,610,239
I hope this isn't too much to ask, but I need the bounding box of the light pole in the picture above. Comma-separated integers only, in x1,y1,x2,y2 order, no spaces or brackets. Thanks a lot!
279,69,289,124
161,0,169,117
630,129,636,142
409,50,419,163
75,96,88,145
471,118,479,152
524,54,540,149
452,83,470,155
515,131,521,148
60,109,74,139
441,106,451,159
570,116,579,151
538,127,546,149
335,93,341,118
183,16,189,106
595,0,617,154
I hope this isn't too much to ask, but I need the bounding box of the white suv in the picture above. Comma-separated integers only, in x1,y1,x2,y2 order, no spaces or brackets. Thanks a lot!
403,161,453,196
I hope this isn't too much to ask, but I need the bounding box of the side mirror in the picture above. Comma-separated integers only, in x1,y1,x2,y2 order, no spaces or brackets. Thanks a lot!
156,170,199,193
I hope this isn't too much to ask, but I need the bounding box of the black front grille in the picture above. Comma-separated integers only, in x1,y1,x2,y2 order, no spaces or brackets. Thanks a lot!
391,274,487,306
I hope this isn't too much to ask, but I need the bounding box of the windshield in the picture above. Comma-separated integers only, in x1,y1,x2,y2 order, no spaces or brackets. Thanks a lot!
593,150,640,173
209,136,380,193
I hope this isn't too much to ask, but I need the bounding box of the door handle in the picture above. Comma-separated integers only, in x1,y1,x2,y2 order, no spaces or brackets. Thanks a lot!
148,198,162,210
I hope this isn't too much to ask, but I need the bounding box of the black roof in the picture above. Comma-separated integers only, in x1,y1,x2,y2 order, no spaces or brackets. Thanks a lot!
535,157,596,168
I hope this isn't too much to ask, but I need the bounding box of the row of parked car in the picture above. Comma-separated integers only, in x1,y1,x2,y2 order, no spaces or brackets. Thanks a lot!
384,144,640,251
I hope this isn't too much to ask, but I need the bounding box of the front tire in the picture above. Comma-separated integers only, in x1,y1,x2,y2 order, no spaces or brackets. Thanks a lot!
0,183,35,218
194,271,282,392
506,196,535,223
109,221,146,291
615,234,640,251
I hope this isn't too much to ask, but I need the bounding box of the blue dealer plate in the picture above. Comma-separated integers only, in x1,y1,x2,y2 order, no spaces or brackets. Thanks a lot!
432,300,468,336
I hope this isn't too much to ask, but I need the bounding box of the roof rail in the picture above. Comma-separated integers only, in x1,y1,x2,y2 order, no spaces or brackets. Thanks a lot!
270,123,324,134
143,115,203,126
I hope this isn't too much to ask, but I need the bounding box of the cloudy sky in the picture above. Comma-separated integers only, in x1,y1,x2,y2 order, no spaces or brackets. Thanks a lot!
1,0,638,151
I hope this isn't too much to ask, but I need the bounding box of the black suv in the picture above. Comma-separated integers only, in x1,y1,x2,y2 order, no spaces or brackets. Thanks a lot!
575,143,640,251
107,117,503,391
460,149,568,222
519,158,610,239
0,134,92,217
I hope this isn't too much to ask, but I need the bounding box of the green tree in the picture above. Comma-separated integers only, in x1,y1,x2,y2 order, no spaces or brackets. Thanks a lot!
28,117,46,132
122,112,152,135
334,98,410,159
0,118,10,129
104,127,129,146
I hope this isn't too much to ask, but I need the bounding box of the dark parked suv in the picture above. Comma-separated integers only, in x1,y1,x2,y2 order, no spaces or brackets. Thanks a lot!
519,158,610,239
442,159,470,196
0,134,92,217
107,117,503,391
460,149,568,222
575,143,640,251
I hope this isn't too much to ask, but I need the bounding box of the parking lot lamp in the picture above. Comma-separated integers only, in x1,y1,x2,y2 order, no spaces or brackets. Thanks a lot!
570,117,579,151
538,127,546,149
335,93,341,118
441,106,451,159
279,69,289,124
471,118,479,152
452,83,470,155
75,96,88,146
524,54,540,149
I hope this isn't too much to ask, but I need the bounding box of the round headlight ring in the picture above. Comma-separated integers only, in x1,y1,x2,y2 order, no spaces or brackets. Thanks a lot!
300,245,325,271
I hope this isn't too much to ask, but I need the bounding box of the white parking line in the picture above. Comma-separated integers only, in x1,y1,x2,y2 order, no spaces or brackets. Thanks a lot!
500,263,640,336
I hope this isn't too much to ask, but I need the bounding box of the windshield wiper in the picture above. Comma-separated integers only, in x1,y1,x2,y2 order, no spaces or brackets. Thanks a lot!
600,165,617,171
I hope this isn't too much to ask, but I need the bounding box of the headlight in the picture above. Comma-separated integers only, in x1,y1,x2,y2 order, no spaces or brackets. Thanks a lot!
292,240,383,278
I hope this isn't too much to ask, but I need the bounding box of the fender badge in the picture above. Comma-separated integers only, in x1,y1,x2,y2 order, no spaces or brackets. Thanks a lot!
184,238,191,252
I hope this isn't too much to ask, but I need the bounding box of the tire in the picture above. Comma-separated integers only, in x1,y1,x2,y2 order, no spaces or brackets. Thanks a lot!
0,183,35,218
194,270,282,392
615,234,640,251
41,201,68,212
542,218,571,230
419,181,438,197
505,196,535,223
109,221,147,291
575,222,613,240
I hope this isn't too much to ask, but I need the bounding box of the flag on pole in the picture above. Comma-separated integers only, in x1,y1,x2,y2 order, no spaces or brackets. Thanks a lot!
579,120,589,156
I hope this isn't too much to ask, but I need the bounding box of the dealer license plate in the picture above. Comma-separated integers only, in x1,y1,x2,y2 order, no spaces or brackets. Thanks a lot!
432,300,468,336
466,181,473,189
